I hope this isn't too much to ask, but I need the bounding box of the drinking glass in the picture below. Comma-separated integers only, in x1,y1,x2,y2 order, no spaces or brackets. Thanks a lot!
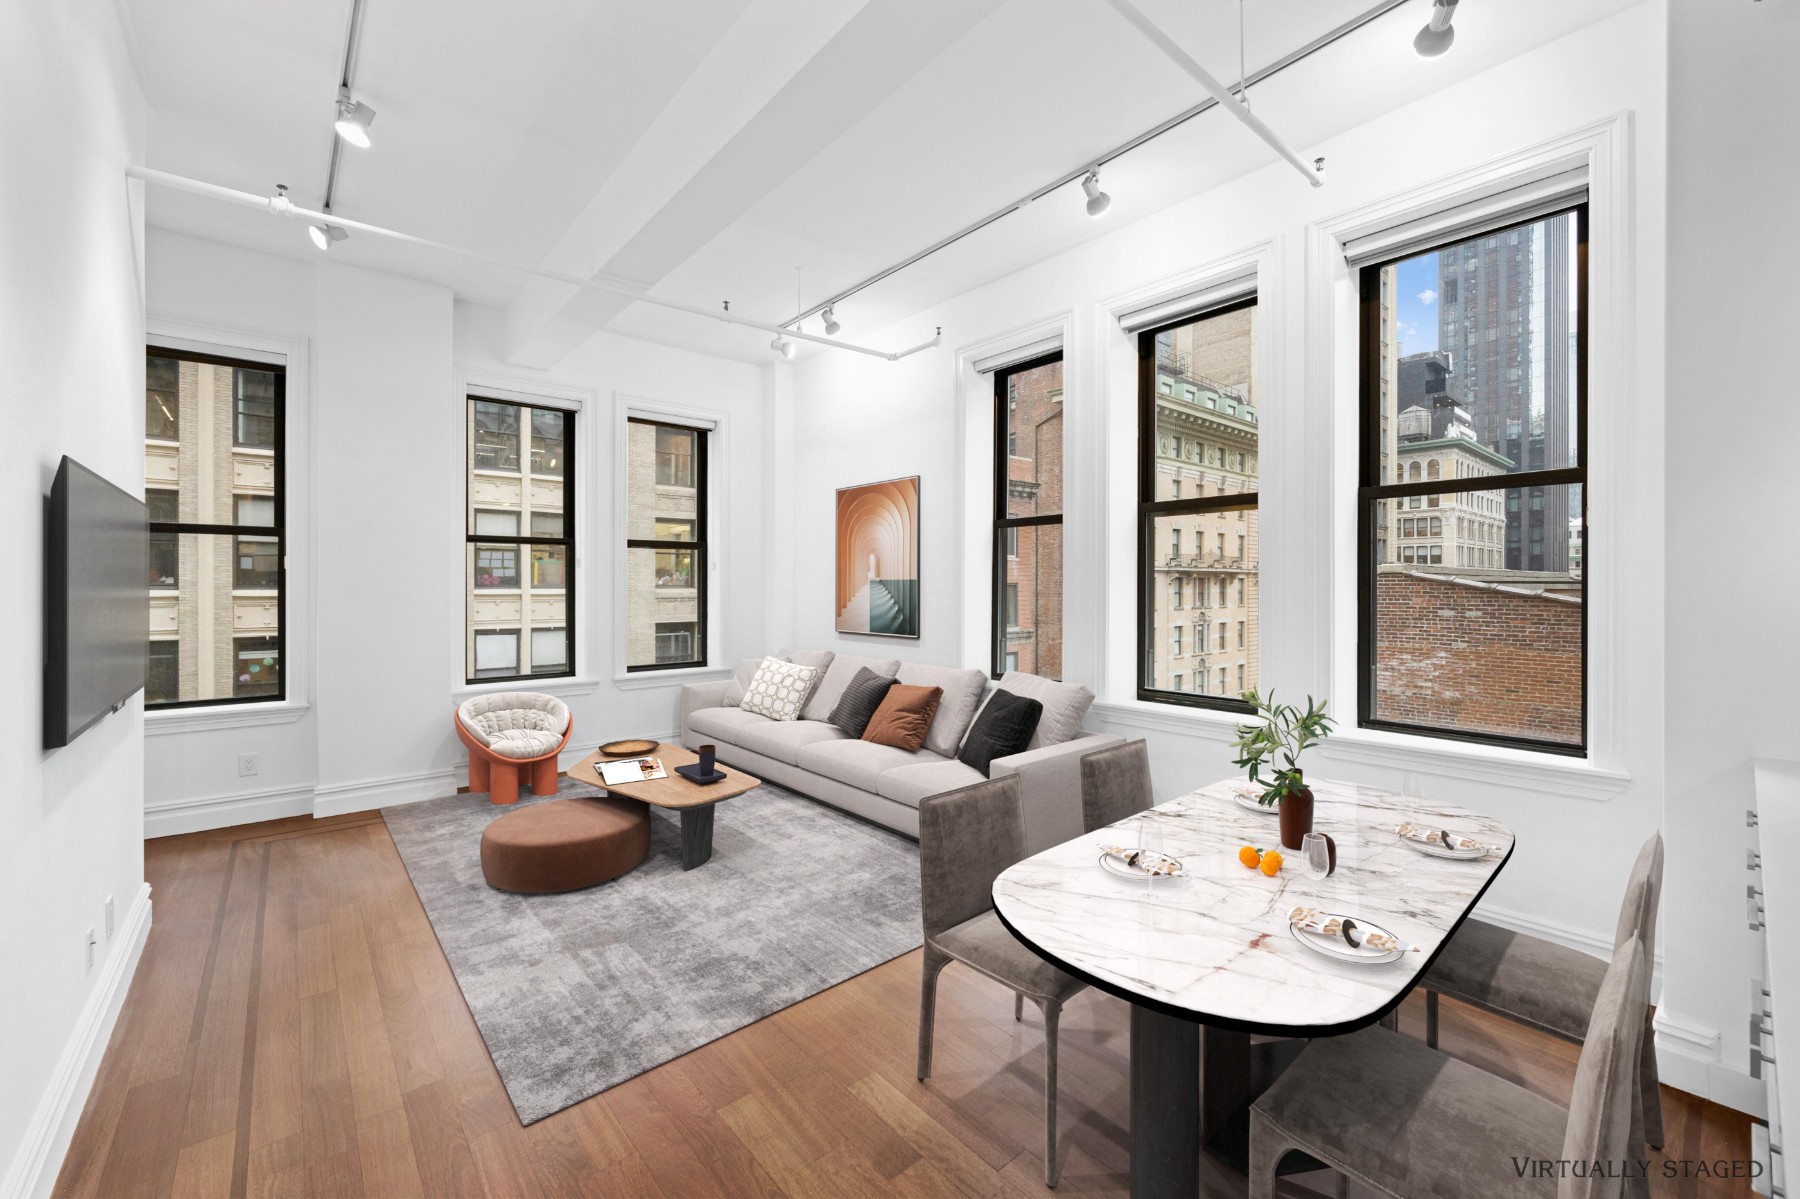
1301,832,1332,880
1136,815,1166,885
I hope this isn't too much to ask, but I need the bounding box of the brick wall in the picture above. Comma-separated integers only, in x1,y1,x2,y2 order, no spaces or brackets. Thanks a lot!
1373,568,1582,745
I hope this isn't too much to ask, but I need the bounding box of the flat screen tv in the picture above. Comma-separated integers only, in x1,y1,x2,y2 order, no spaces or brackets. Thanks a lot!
45,456,147,749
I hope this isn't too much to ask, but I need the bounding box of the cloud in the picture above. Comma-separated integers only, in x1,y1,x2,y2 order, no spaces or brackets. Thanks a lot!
1416,288,1437,306
1400,322,1420,340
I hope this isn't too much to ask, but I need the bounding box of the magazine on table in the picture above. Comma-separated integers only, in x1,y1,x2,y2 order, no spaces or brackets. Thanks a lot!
599,756,667,786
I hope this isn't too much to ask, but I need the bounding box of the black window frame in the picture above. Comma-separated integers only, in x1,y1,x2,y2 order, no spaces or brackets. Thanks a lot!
464,396,576,685
1136,295,1259,713
1355,202,1589,757
626,417,708,673
144,347,287,710
991,350,1064,680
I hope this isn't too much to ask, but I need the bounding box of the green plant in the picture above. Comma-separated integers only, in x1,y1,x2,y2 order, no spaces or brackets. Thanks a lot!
1231,690,1334,807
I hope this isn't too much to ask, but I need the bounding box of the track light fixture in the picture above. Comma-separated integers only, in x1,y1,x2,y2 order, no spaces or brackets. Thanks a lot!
334,87,376,147
308,222,349,251
1413,0,1457,57
821,306,841,336
771,335,797,360
1081,170,1111,218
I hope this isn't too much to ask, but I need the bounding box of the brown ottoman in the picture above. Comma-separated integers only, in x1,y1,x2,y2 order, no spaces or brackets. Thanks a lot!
479,796,650,893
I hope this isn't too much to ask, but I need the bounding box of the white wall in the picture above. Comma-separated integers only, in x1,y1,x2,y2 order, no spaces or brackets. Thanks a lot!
1659,0,1800,1112
782,0,1715,1088
0,3,151,1196
141,230,767,830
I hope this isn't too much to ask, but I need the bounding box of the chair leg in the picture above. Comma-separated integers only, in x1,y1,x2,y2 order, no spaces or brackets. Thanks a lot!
1425,990,1440,1048
489,764,520,805
1039,999,1062,1188
1378,1009,1398,1032
468,755,490,793
1336,1172,1349,1198
1015,993,1024,1022
1248,1108,1294,1199
530,756,559,796
1639,1021,1665,1150
917,947,951,1081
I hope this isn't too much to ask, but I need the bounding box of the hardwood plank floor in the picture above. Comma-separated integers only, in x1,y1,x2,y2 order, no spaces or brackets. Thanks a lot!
56,811,1752,1198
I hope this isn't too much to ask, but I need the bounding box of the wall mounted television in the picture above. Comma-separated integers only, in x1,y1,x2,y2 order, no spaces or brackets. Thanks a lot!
45,456,147,749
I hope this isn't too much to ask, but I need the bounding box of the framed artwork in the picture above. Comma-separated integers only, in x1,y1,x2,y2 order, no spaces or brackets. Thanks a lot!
835,476,920,638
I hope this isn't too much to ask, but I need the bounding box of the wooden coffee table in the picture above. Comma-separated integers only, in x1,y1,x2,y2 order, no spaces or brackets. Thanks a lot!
567,743,760,870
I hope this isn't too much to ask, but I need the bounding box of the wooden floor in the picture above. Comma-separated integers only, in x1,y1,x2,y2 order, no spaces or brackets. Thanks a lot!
57,810,1750,1199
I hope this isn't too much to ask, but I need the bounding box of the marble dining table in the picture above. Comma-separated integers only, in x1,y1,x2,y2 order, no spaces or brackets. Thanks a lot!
992,775,1515,1199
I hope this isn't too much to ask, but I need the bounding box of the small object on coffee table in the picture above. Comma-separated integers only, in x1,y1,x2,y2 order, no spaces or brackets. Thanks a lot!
568,742,761,870
599,738,658,757
676,743,725,784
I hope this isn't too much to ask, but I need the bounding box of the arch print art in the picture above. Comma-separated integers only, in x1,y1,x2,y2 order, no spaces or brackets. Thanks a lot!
834,476,920,638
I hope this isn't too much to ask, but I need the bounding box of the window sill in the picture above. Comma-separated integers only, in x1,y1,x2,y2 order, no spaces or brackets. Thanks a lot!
452,677,599,702
146,700,311,736
613,666,731,692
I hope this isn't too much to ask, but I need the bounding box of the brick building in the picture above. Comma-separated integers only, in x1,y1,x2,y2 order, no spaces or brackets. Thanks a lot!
1001,360,1063,678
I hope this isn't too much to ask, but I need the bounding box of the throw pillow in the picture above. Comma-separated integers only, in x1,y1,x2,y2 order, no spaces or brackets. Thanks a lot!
862,684,943,751
722,656,776,707
740,657,822,722
828,667,897,737
957,690,1044,777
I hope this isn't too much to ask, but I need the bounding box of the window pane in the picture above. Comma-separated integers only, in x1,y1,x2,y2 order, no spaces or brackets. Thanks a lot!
1005,359,1063,516
530,409,566,476
233,534,279,590
146,533,281,703
530,628,568,672
529,510,564,538
146,359,280,526
530,544,567,589
474,509,519,536
1375,212,1579,484
628,422,699,537
627,547,701,668
472,401,521,472
472,629,520,678
234,369,277,449
147,356,179,440
654,622,698,665
1371,484,1583,745
1000,523,1062,680
1145,510,1259,697
473,544,519,588
1153,304,1259,496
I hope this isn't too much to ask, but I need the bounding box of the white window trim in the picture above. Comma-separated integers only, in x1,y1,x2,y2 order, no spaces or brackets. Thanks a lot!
612,392,730,683
454,369,596,691
1308,111,1635,779
144,317,313,736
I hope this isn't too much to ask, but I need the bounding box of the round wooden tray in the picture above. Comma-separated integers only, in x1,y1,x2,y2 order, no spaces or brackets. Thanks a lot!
598,738,659,757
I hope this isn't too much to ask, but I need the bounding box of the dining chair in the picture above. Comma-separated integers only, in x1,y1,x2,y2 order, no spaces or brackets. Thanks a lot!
1421,832,1664,1148
1249,935,1650,1199
917,775,1087,1188
1078,739,1154,834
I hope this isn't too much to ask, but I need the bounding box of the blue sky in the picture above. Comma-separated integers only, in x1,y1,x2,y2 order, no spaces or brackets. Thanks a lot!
1394,251,1440,356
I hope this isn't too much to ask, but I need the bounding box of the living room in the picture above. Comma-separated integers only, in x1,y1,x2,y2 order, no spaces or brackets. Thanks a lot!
5,0,1794,1196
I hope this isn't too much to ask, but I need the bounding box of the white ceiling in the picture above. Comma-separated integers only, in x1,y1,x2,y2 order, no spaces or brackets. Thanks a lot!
128,0,1637,366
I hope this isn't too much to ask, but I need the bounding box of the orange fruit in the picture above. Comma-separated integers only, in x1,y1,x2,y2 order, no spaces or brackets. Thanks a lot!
1259,850,1283,876
1238,845,1261,869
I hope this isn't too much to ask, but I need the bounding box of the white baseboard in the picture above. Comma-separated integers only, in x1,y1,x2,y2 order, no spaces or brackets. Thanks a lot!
313,767,459,818
1,882,152,1199
144,783,315,839
1653,1006,1766,1116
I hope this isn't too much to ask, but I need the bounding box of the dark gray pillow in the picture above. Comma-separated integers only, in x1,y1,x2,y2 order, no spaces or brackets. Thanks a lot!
957,690,1044,776
828,667,897,737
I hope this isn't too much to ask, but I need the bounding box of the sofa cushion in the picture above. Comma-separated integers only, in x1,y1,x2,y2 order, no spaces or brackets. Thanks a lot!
980,672,1095,750
876,758,986,809
729,719,847,766
687,706,776,743
957,690,1043,777
722,656,776,707
776,647,836,674
827,667,897,737
802,653,902,722
797,739,936,793
741,657,822,721
863,684,943,751
895,662,988,757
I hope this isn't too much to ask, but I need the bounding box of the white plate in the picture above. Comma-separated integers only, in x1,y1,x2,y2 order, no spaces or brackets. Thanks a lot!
1288,917,1406,965
1396,824,1490,860
1234,789,1278,815
1097,849,1184,880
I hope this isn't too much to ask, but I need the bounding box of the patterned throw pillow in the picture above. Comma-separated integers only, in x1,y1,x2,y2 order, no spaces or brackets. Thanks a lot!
740,656,822,722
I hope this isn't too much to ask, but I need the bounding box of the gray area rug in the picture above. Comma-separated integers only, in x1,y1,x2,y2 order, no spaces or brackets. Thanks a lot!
383,776,922,1124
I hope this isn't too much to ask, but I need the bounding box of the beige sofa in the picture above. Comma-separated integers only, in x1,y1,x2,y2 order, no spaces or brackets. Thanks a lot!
680,650,1120,853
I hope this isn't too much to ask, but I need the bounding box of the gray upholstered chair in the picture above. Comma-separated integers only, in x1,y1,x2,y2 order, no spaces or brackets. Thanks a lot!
917,775,1086,1187
1078,739,1154,834
1250,936,1650,1199
1421,832,1664,1148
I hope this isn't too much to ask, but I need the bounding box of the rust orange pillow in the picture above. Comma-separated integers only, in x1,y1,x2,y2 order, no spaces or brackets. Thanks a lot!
861,684,943,751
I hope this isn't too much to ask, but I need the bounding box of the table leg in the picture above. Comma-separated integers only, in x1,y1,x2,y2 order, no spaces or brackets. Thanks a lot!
679,805,716,870
1129,1005,1200,1199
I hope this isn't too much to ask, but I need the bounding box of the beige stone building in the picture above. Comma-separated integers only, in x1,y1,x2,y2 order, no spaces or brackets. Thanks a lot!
466,399,569,679
624,421,701,668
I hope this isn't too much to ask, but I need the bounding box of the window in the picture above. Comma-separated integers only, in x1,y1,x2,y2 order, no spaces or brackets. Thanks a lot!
1172,577,1183,608
1172,625,1182,656
1359,205,1586,753
1140,299,1259,708
466,397,573,683
992,352,1064,679
627,419,707,670
144,349,285,708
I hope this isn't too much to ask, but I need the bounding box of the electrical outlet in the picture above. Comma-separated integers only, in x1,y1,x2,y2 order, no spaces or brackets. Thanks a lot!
86,928,97,972
105,894,114,937
238,753,259,778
